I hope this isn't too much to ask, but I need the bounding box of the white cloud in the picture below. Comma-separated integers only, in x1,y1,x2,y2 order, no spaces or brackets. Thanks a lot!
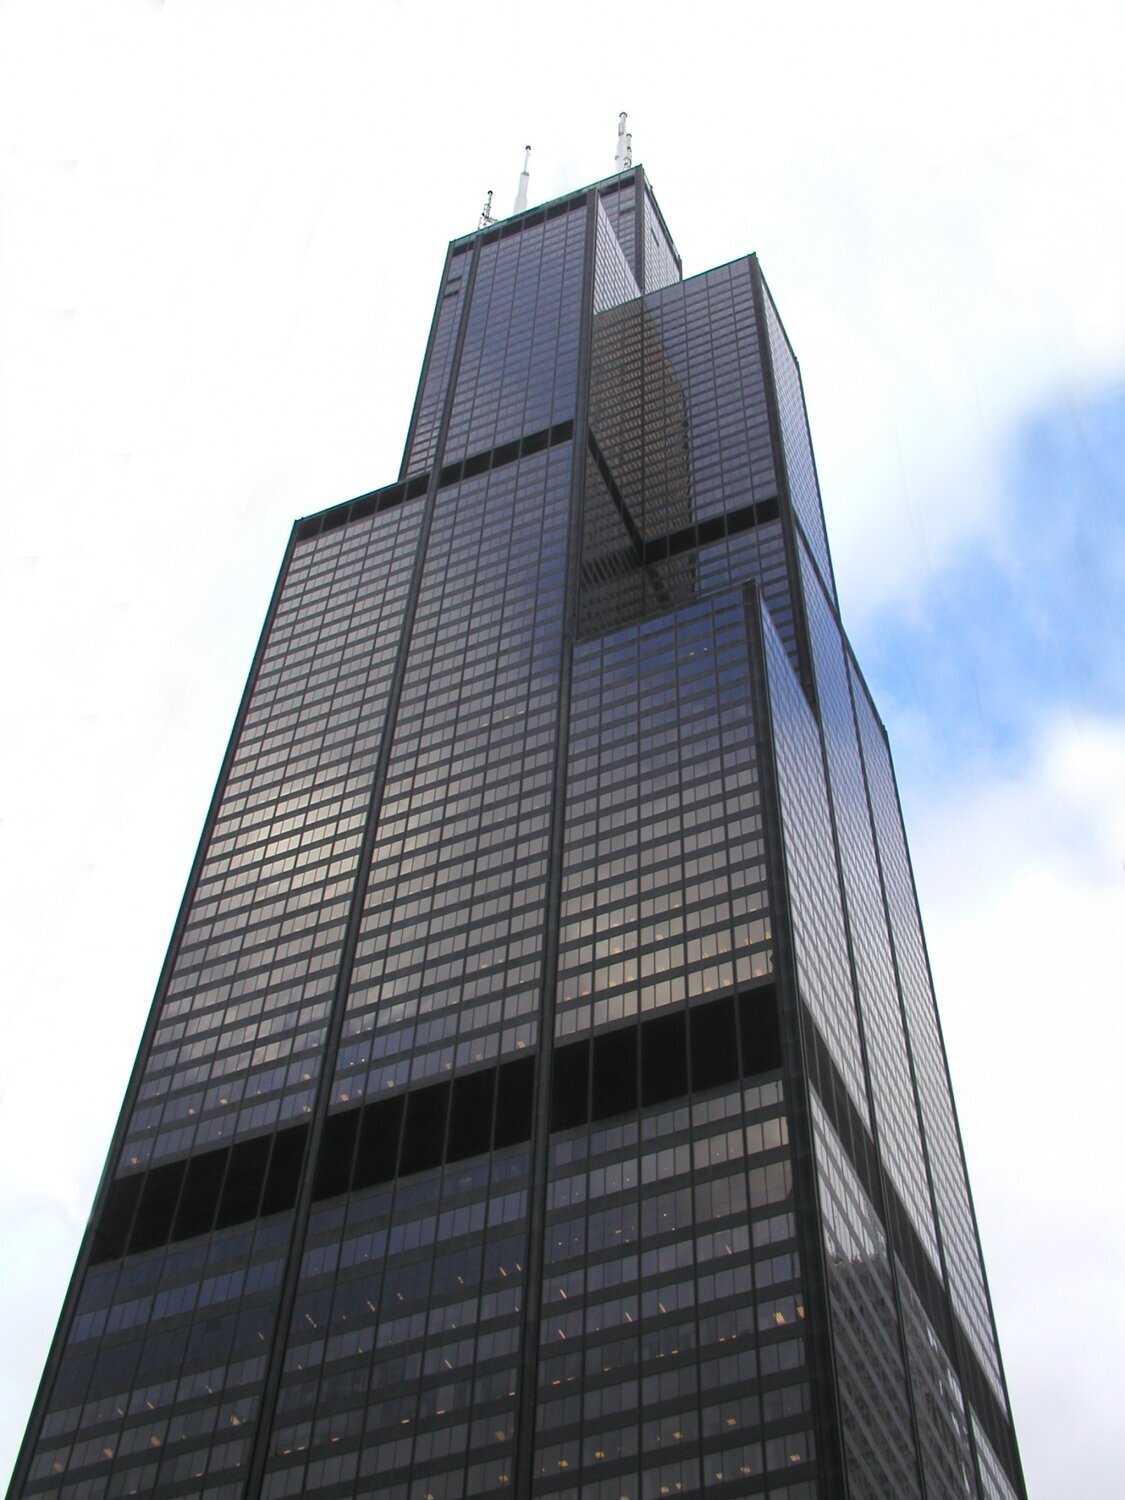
906,712,1125,1498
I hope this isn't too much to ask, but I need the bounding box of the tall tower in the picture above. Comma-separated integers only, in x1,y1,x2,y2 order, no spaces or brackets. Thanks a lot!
12,162,1025,1500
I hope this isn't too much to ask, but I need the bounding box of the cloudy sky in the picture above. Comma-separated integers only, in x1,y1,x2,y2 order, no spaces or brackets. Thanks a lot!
2,1,1122,1492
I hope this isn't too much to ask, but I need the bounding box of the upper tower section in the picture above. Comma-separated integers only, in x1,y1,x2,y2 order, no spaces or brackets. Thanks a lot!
398,165,682,482
390,153,838,703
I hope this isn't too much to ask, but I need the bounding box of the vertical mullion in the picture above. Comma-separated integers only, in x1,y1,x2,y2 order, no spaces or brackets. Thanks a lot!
511,186,599,1500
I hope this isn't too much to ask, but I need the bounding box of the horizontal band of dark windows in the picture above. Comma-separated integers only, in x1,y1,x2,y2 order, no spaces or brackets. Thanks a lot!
586,428,778,559
641,497,781,562
92,1056,537,1265
437,421,574,490
97,987,778,1263
449,170,631,254
551,986,781,1133
294,473,430,543
799,1008,1018,1488
474,193,588,249
597,175,635,202
579,499,782,596
586,432,646,557
312,1056,536,1206
94,999,909,1416
92,1123,310,1264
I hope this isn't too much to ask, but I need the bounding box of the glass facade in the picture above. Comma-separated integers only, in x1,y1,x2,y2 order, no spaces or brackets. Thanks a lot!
334,446,571,1104
117,499,426,1176
534,1075,812,1500
260,1145,530,1500
557,594,773,1043
797,543,937,1268
14,162,1024,1500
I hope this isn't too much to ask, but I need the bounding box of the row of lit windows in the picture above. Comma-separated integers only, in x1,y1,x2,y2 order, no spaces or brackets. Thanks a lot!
261,1154,530,1500
29,1223,288,1491
531,1075,808,1498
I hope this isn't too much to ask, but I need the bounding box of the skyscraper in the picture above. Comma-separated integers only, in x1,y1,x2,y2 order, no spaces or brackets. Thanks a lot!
12,160,1025,1500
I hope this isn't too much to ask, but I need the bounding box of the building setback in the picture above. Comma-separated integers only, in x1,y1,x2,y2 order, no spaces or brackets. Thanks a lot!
13,163,1025,1500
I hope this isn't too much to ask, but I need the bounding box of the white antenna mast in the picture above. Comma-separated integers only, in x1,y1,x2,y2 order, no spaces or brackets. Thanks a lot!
479,189,495,229
615,111,632,170
513,145,531,214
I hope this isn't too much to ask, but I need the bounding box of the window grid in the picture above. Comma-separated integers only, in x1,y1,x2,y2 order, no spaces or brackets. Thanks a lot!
532,1079,815,1499
896,1258,976,1499
850,665,1006,1404
443,208,586,464
260,1149,530,1500
808,1091,923,1498
760,282,834,599
558,593,772,1042
25,1217,292,1499
119,502,425,1173
405,247,471,475
800,541,939,1268
760,603,871,1127
334,447,572,1102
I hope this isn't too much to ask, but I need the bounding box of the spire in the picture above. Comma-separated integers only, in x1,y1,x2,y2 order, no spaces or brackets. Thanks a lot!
479,189,495,230
513,145,531,214
615,111,632,170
